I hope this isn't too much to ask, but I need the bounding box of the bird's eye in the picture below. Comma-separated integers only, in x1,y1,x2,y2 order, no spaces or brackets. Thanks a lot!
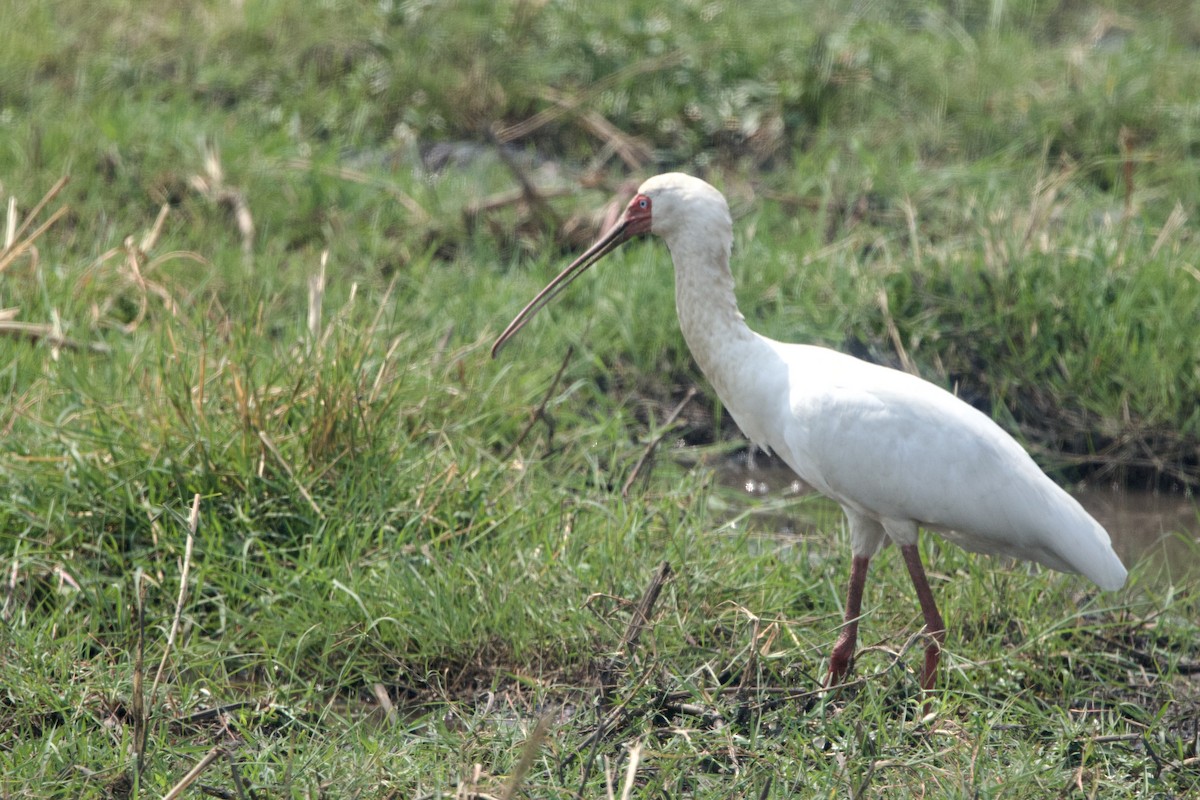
638,198,648,209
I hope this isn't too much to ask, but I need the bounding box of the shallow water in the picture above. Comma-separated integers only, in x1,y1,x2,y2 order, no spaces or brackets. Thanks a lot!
1070,484,1200,577
708,452,1200,581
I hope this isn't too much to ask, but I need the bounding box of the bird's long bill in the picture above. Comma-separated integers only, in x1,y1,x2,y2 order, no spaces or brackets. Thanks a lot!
490,219,632,357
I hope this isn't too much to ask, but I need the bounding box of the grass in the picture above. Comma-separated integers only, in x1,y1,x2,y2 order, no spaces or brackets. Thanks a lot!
2,0,1200,796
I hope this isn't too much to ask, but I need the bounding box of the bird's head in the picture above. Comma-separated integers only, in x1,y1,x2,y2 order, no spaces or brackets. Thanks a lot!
633,173,729,242
491,173,728,357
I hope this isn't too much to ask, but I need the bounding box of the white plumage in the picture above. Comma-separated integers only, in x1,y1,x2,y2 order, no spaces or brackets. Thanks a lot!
494,172,1127,692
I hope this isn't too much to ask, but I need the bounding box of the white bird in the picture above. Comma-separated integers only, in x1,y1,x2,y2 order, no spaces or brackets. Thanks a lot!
492,173,1127,693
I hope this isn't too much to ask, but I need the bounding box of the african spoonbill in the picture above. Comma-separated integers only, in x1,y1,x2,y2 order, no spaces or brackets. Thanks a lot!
492,173,1127,693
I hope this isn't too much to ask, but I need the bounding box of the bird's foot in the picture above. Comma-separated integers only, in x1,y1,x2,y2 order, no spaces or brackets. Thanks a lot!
916,626,945,691
825,636,857,689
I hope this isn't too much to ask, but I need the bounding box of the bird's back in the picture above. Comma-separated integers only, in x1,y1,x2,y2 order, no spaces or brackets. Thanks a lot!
758,343,1126,590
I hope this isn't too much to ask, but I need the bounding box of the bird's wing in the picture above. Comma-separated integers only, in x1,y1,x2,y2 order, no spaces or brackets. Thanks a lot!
771,345,1125,587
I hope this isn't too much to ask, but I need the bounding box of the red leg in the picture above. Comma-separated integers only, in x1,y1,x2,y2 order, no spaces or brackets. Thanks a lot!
900,544,946,692
827,555,871,687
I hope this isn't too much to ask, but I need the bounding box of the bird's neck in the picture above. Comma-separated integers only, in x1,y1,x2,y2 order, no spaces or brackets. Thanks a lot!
661,220,790,453
663,230,763,389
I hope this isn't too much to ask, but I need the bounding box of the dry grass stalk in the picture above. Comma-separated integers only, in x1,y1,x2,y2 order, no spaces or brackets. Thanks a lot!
495,51,683,143
190,139,255,260
132,574,148,775
1150,201,1187,259
282,157,429,223
618,741,642,800
538,87,651,170
162,745,226,800
308,250,328,341
0,319,110,353
4,197,14,249
498,714,553,800
90,203,206,333
1018,156,1076,260
876,289,915,375
465,185,574,218
0,175,69,276
258,430,324,518
0,178,106,351
150,494,200,704
372,683,397,725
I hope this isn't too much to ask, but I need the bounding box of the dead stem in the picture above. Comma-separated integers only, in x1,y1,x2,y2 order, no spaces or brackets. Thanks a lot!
501,344,575,463
621,388,697,497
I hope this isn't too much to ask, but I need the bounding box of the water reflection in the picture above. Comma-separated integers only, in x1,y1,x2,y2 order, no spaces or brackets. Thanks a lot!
1070,485,1200,577
704,450,1200,580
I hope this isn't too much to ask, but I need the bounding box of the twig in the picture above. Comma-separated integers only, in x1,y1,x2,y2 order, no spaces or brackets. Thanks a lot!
487,125,562,229
133,573,149,775
661,701,725,727
1143,732,1166,778
1088,733,1144,744
226,748,255,800
527,87,652,170
466,186,575,217
0,319,111,353
569,667,657,800
500,345,575,462
598,561,672,713
372,683,397,725
175,700,262,727
494,52,684,144
151,494,199,704
618,561,672,656
560,104,651,171
736,612,763,695
850,759,878,800
163,746,226,800
621,388,697,497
